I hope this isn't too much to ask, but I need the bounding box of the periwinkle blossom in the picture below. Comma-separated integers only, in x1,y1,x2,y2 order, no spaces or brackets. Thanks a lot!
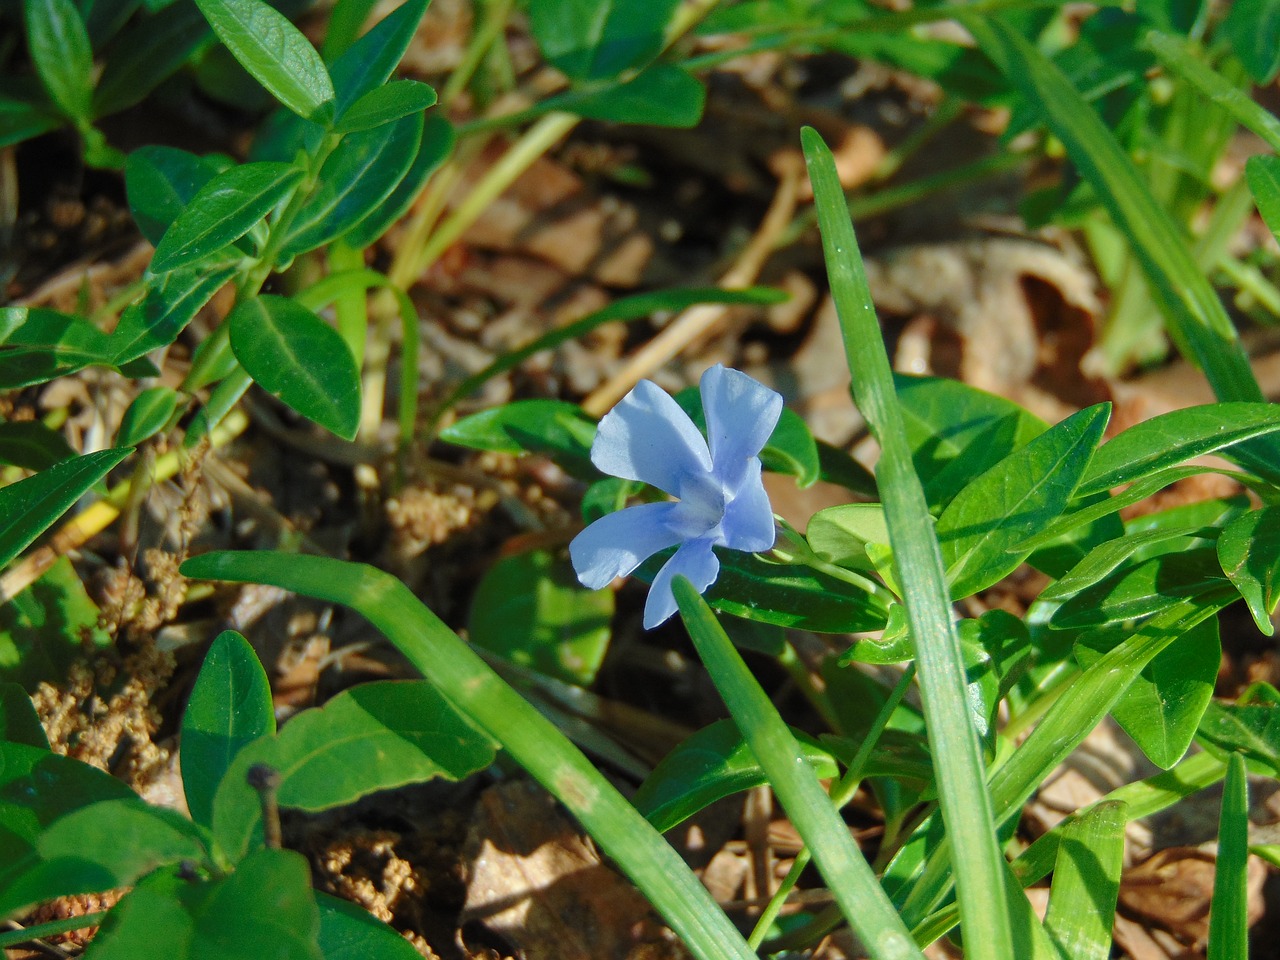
570,364,783,628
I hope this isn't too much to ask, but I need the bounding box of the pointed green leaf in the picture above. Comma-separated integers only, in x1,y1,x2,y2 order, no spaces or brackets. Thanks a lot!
1217,507,1280,636
529,0,679,80
181,630,274,829
1208,753,1250,960
125,145,225,247
1051,548,1230,629
939,403,1109,599
24,0,94,121
1246,155,1280,245
194,0,334,122
0,421,75,471
117,387,182,447
212,680,496,861
93,0,210,116
328,0,430,114
151,161,301,273
0,307,114,388
441,398,596,474
0,448,130,570
111,264,236,363
1077,403,1280,497
334,78,436,133
0,683,48,749
278,112,422,257
228,294,360,439
546,64,705,127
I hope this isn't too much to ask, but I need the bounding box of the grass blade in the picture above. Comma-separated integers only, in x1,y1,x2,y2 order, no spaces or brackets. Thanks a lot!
673,579,923,960
802,125,1014,960
179,551,758,960
1044,801,1126,960
1208,752,1250,960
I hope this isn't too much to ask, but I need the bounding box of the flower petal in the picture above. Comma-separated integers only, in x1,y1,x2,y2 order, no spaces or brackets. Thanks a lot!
570,501,686,589
719,458,776,553
644,537,720,629
592,380,711,497
700,364,783,470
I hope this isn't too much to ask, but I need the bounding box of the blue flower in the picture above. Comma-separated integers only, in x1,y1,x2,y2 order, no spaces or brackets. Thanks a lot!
570,364,783,628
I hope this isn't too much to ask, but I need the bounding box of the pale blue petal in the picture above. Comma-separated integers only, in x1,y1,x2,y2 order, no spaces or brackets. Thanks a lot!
719,458,776,553
644,537,720,629
700,364,783,470
570,501,686,589
591,380,712,497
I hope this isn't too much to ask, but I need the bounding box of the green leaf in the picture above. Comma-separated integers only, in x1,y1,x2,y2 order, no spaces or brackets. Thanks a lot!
150,161,302,273
1077,616,1219,769
1050,548,1229,629
441,399,597,475
1218,507,1280,636
894,373,1047,511
469,549,612,686
315,892,424,960
545,64,705,127
0,556,110,690
0,307,114,388
93,0,210,116
0,742,133,890
1044,800,1126,960
24,0,94,121
181,630,274,829
1208,753,1250,960
959,609,1032,739
334,78,436,133
938,403,1109,600
212,680,496,861
339,113,454,250
1039,524,1210,604
0,448,130,571
193,0,335,122
112,265,236,364
278,112,422,257
807,503,889,568
1076,402,1280,498
228,294,360,440
634,719,839,833
328,0,429,114
118,387,181,447
528,0,680,81
0,683,48,748
1246,155,1280,245
1223,0,1280,82
1198,694,1280,778
125,147,224,248
0,421,75,471
85,849,323,960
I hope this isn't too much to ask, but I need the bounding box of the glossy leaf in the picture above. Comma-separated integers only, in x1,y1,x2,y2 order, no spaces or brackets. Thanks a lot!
328,0,429,114
1076,403,1280,497
1044,801,1126,960
0,448,130,570
895,373,1047,511
634,719,839,832
0,557,110,690
440,399,597,475
469,549,612,686
0,421,75,471
1198,693,1280,778
1076,616,1219,769
212,680,496,860
1050,548,1229,629
150,161,301,273
0,683,48,748
1218,507,1280,635
228,294,360,440
1039,525,1209,604
194,0,334,122
24,0,93,120
807,503,889,568
0,307,114,388
339,113,454,249
547,64,705,127
125,146,224,248
316,892,423,960
334,79,436,133
938,403,1108,600
111,264,236,363
529,0,679,81
117,387,181,447
85,849,322,960
1223,0,1280,82
1247,155,1280,245
181,630,274,829
1208,754,1250,960
278,112,422,257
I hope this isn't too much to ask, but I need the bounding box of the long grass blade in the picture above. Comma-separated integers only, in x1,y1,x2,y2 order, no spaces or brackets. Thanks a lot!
1207,752,1250,960
1044,801,1126,960
801,125,1015,960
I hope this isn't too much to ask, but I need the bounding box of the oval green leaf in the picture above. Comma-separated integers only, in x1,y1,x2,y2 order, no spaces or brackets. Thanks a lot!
228,294,360,440
117,387,181,447
334,78,436,133
125,145,223,247
440,398,597,475
24,0,93,121
328,0,429,113
1218,507,1280,636
529,0,679,81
